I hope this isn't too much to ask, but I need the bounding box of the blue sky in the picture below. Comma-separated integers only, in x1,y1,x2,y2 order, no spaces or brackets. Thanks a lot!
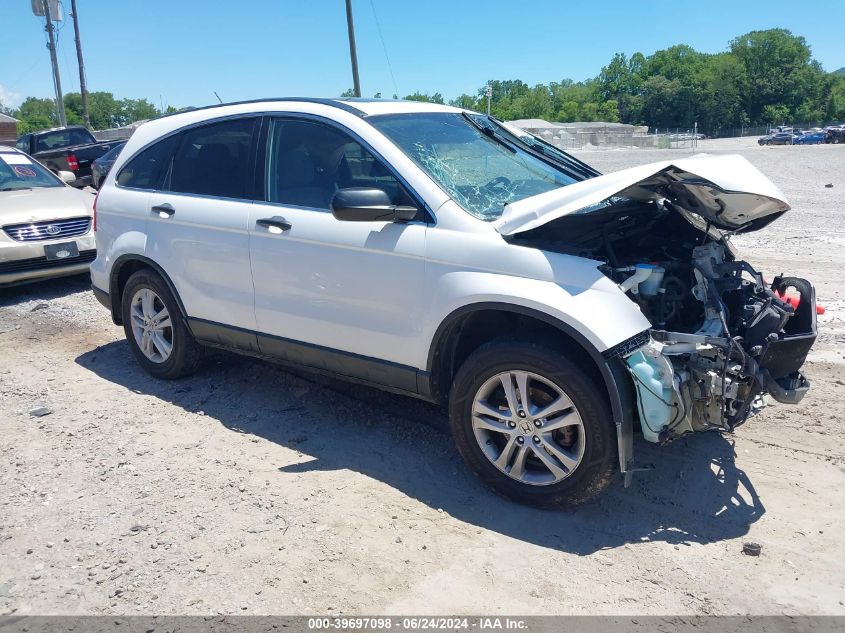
1,0,842,110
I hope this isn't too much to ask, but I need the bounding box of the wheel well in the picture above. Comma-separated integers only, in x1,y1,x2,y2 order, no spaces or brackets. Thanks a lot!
110,259,151,324
110,257,187,326
429,308,605,405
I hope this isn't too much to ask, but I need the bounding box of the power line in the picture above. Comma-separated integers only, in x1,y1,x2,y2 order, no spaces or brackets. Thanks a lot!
369,0,398,98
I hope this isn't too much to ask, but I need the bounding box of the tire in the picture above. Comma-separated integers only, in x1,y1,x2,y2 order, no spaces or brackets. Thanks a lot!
448,339,617,508
121,269,204,379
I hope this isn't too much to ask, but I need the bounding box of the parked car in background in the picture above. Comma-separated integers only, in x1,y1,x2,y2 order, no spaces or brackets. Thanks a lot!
825,126,845,144
91,98,816,507
760,132,795,145
15,126,121,188
794,131,826,145
757,134,773,145
0,146,95,286
91,142,126,189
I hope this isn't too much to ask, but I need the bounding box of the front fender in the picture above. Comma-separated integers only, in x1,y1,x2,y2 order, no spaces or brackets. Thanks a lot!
423,270,651,357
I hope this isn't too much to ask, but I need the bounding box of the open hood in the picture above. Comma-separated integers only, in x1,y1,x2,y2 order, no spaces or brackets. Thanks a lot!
493,154,790,236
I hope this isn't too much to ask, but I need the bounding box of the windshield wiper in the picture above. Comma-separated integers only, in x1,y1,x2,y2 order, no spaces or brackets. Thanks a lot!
461,112,516,153
465,112,585,181
485,116,601,180
517,135,599,179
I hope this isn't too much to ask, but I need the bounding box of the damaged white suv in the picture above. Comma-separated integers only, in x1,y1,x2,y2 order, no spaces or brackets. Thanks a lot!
91,99,816,507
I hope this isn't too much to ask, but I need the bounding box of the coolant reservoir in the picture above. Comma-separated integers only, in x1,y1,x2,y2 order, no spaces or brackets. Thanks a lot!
639,265,665,297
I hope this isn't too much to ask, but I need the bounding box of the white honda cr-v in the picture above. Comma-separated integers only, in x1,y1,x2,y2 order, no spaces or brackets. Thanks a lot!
91,98,816,507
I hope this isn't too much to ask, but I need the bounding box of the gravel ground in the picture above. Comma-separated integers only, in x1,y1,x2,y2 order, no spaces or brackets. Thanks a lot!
1,137,844,616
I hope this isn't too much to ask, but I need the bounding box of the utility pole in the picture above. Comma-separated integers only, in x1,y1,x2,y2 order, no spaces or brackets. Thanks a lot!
486,84,492,115
345,0,361,97
42,0,67,127
69,0,90,128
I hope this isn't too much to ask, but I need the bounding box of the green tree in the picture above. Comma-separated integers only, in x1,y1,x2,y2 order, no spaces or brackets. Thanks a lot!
62,93,87,126
85,92,122,129
695,53,746,134
597,52,644,122
404,91,444,104
450,93,480,110
761,104,790,125
14,97,59,134
827,75,845,121
118,98,159,127
729,29,816,123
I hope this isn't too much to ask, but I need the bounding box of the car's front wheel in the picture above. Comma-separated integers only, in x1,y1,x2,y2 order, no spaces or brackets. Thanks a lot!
121,269,204,379
449,339,617,508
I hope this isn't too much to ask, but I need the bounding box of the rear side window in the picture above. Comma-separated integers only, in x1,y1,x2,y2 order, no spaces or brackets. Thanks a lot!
168,118,256,199
117,135,177,189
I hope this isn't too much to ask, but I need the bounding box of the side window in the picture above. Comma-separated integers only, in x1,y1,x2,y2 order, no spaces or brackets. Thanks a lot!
117,135,178,189
168,118,255,199
265,118,408,210
15,136,30,152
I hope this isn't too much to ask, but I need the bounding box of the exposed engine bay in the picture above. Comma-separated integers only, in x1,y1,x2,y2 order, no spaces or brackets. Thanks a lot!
510,197,817,444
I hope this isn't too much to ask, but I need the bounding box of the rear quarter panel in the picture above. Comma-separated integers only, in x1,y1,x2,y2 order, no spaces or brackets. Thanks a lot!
89,185,149,295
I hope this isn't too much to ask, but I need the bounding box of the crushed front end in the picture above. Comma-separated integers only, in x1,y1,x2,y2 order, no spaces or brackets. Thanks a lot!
499,154,818,453
621,241,817,443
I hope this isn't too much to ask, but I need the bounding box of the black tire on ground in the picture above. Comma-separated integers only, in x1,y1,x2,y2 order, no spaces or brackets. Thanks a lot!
120,269,204,379
448,338,617,508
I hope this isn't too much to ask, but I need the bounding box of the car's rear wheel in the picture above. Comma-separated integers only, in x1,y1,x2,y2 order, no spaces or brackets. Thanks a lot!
449,339,617,508
121,269,204,379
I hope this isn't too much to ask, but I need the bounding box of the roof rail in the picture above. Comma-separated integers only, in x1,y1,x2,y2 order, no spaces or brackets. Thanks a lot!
153,97,367,121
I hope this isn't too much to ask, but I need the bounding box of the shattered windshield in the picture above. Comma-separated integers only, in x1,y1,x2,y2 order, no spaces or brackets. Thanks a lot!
370,112,581,220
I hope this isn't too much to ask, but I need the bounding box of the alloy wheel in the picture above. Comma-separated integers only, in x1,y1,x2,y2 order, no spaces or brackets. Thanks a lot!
129,288,173,363
471,370,585,486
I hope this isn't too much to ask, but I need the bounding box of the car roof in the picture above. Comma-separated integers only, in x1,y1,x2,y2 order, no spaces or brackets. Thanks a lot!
155,97,462,121
116,98,466,168
0,145,22,153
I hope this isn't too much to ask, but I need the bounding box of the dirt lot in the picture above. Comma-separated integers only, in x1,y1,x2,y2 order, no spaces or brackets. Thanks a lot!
1,137,844,616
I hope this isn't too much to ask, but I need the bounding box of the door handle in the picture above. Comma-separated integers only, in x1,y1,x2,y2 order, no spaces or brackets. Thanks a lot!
256,216,292,232
151,204,175,217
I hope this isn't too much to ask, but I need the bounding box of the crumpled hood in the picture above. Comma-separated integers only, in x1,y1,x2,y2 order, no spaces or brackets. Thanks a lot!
493,154,790,236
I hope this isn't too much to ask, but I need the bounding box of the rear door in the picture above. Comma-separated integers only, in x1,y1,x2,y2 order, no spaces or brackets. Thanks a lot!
145,116,260,343
248,115,427,388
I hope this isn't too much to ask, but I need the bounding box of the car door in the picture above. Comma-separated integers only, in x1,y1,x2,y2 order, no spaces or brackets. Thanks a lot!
145,116,261,345
248,115,428,390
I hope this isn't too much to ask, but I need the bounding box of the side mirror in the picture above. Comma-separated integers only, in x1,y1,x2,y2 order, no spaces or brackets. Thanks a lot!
58,170,76,184
331,187,418,222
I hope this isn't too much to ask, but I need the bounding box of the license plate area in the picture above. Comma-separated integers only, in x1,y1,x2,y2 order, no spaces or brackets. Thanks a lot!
44,241,80,261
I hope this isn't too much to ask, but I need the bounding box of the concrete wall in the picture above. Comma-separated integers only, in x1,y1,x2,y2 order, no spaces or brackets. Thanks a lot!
509,119,657,150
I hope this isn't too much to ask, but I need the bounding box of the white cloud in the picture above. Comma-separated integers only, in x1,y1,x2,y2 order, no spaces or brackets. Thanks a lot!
0,85,24,109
